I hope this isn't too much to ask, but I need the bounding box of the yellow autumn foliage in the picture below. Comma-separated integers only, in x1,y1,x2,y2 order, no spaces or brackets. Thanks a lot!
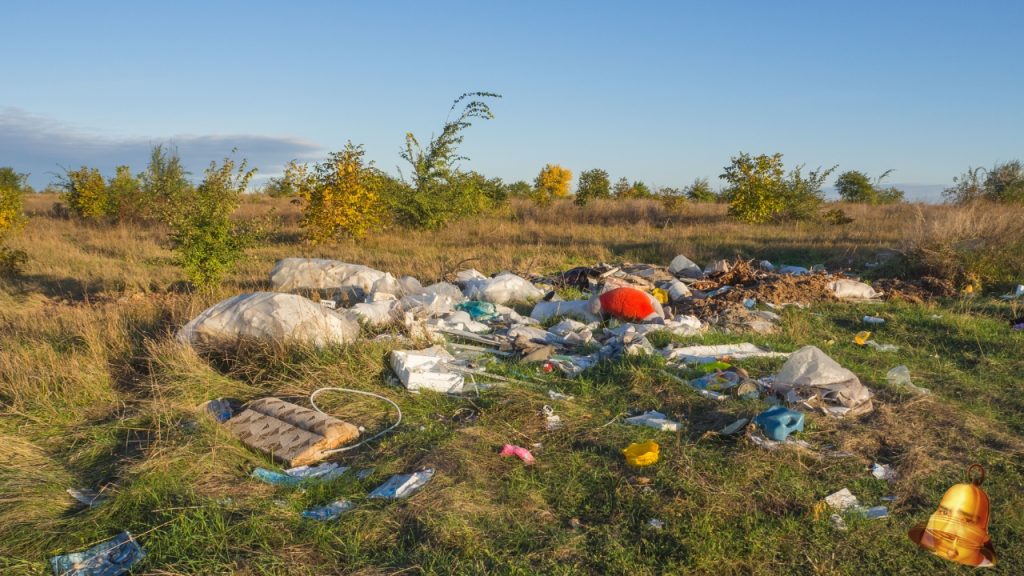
287,143,383,243
532,164,572,206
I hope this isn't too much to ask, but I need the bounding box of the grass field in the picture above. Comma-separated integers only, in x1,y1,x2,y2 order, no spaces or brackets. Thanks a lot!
1,195,1022,575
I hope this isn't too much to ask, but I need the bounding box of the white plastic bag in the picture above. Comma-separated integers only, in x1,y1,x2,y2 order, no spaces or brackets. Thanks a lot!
774,345,872,415
390,347,466,393
462,273,545,305
529,300,599,323
177,292,360,348
668,254,703,278
270,258,387,293
830,279,881,300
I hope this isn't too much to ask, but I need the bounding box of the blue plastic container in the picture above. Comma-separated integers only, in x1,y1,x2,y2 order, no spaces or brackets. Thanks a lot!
753,406,805,442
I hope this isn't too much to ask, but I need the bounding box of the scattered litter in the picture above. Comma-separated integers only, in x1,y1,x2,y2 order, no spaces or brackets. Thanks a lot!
368,469,435,499
542,405,563,431
390,347,467,393
753,406,804,442
177,292,361,349
830,514,848,531
647,518,665,530
746,429,813,451
854,331,871,346
1000,284,1024,300
500,444,536,465
66,488,108,507
865,341,899,352
773,346,873,417
871,463,898,482
668,254,703,278
622,441,660,467
547,389,574,401
743,298,756,309
778,265,809,275
252,463,349,487
301,498,355,521
599,286,663,322
886,365,930,395
199,398,233,423
825,488,860,512
661,370,727,401
624,410,681,432
719,418,749,435
227,398,360,467
356,468,375,480
830,279,882,300
50,532,145,576
667,343,789,364
456,300,498,321
530,300,599,323
462,272,545,305
862,315,885,325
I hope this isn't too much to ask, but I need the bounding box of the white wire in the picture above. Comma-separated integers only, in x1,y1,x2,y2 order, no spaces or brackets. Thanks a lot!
309,387,403,455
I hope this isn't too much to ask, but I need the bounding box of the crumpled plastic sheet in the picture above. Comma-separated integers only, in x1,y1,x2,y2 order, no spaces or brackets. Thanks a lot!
50,532,145,576
252,463,349,487
624,410,681,432
368,469,435,499
301,498,355,521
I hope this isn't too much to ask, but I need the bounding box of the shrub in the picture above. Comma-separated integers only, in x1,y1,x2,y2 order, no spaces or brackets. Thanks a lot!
684,178,717,202
394,92,502,229
835,170,904,204
140,145,191,221
286,142,384,243
656,186,686,213
165,156,255,289
504,180,532,198
60,166,109,218
945,161,1024,204
106,165,144,220
720,152,835,223
0,174,26,276
532,164,572,206
574,169,610,206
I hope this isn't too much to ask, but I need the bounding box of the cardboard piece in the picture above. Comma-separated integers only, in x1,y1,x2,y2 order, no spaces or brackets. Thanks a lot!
225,398,359,467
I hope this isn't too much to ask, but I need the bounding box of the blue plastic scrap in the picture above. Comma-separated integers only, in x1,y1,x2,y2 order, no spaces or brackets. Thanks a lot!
50,532,145,576
251,463,349,487
368,468,435,499
455,300,498,321
301,498,356,521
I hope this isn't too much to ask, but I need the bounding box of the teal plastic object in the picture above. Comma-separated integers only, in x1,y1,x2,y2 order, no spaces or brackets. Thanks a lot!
456,300,498,321
753,406,805,442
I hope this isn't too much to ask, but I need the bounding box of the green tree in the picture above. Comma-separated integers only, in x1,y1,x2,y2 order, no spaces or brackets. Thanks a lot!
685,178,717,202
395,92,502,229
944,161,1024,204
835,169,904,204
721,152,835,223
107,165,143,220
165,156,255,289
574,168,610,206
612,177,633,198
286,143,384,243
0,167,30,194
503,180,532,198
140,145,191,221
984,160,1024,203
61,166,109,218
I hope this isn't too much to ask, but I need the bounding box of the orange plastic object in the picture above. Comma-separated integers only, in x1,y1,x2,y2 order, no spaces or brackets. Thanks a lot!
599,287,656,321
854,331,871,346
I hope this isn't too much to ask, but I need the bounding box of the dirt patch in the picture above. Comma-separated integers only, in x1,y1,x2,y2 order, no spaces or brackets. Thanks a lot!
872,276,958,304
677,259,842,317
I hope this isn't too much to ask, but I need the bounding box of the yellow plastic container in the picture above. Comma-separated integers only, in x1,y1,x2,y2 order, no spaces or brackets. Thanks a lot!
651,288,669,305
854,331,871,346
623,440,660,467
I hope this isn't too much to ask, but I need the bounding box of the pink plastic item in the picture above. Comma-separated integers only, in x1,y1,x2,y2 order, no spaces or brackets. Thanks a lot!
500,444,535,465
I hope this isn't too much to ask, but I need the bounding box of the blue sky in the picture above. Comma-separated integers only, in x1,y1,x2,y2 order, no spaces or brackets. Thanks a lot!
2,1,1022,200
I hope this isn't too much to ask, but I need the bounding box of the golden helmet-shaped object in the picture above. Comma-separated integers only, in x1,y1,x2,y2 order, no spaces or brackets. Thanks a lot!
908,464,996,567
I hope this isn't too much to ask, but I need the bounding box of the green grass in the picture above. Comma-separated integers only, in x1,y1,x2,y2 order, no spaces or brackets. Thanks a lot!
2,199,1023,574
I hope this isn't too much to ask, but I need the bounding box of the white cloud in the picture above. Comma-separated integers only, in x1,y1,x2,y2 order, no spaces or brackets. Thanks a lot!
0,108,323,188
